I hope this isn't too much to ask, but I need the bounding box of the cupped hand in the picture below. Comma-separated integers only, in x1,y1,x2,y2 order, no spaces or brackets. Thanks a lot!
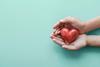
51,33,87,50
53,16,85,33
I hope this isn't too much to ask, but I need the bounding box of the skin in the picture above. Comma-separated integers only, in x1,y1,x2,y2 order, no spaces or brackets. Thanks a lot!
83,16,100,33
51,16,100,50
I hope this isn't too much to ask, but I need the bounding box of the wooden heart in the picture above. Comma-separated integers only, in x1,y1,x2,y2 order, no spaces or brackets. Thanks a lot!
60,28,79,43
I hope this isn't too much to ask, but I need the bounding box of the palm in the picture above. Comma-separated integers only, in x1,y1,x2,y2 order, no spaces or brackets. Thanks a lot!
51,34,87,50
62,34,87,50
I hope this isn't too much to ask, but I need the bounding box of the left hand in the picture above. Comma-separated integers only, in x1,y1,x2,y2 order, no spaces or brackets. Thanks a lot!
53,16,85,33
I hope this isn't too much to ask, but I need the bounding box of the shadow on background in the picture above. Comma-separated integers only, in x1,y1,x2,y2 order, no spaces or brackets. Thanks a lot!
86,28,100,35
53,44,100,59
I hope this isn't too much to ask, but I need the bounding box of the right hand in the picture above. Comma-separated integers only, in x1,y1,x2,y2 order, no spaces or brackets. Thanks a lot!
53,16,85,33
51,33,87,50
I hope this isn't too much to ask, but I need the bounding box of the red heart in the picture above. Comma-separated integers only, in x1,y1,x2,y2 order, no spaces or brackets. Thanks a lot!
60,28,79,43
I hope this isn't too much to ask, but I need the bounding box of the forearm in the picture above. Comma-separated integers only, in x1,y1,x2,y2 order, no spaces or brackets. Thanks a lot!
86,35,100,46
83,16,100,33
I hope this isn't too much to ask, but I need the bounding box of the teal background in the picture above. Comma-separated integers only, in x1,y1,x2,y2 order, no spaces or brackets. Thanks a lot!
0,0,100,67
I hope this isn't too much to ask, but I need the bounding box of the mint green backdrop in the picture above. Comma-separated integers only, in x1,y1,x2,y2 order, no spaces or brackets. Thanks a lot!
0,0,100,67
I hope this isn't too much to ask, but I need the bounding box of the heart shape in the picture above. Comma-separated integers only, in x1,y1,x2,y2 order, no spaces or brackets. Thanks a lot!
60,28,79,43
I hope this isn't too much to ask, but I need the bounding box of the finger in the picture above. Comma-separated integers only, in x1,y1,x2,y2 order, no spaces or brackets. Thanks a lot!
64,40,69,45
62,45,79,50
62,16,72,22
65,16,80,23
53,39,64,46
60,17,80,29
50,31,55,39
50,34,55,39
54,29,61,35
53,21,60,29
53,19,66,29
62,17,78,24
53,17,75,29
64,17,82,30
52,36,65,46
50,29,58,37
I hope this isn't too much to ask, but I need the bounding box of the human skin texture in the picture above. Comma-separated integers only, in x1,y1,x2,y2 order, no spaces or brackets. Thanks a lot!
87,35,100,46
82,16,100,33
51,16,100,50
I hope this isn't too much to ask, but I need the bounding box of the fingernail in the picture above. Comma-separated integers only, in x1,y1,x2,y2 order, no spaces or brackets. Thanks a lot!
50,36,54,39
60,20,64,23
52,39,55,41
62,45,65,48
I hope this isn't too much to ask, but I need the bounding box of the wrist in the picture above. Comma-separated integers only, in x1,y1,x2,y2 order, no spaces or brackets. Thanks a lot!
80,22,87,33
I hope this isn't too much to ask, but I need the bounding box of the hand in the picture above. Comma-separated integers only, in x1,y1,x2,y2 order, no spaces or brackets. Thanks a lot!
51,33,87,50
53,16,85,33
